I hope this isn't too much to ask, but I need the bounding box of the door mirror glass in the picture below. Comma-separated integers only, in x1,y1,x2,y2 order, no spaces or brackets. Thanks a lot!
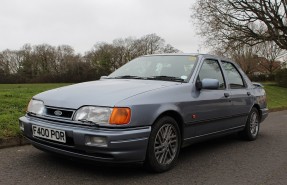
201,78,219,90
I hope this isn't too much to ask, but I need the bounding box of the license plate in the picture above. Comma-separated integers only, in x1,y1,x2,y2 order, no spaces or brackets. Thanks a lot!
32,125,66,143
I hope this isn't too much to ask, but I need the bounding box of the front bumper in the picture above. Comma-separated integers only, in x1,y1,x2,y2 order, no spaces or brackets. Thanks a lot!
19,116,151,163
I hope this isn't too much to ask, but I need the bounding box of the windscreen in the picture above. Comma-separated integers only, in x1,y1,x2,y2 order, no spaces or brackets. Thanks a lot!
108,55,198,82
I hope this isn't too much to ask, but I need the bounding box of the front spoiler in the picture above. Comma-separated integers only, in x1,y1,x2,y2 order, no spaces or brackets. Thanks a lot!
19,116,151,163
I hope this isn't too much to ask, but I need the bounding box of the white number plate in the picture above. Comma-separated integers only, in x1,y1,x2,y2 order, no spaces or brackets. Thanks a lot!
32,125,66,143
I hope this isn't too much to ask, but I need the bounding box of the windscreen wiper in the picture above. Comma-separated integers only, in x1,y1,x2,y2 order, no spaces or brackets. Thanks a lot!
147,76,184,82
110,75,145,79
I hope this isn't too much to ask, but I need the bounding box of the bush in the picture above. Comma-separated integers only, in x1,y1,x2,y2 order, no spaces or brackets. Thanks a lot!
250,74,275,82
275,69,287,88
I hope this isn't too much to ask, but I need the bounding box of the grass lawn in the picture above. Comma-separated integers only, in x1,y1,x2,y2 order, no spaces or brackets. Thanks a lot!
263,83,287,110
0,83,70,138
0,83,286,139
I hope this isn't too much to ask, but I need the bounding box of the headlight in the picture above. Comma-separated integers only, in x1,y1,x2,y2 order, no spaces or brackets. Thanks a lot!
74,106,131,125
27,99,45,115
74,106,112,125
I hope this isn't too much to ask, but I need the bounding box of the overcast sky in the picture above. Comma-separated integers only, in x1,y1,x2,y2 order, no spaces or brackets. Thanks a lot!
0,0,206,54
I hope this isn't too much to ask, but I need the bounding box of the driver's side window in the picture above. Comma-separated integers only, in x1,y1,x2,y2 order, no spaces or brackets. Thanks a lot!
198,59,226,90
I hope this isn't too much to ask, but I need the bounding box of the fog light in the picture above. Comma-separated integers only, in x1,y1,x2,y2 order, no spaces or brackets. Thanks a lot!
85,136,107,147
19,121,24,131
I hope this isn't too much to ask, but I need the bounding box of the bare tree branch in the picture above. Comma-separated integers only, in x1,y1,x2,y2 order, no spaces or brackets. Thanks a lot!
192,0,287,49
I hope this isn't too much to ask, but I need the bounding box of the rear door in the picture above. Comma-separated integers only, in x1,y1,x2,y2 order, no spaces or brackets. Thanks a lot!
221,61,253,127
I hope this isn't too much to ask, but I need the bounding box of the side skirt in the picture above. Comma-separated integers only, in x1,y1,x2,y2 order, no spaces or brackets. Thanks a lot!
181,125,245,148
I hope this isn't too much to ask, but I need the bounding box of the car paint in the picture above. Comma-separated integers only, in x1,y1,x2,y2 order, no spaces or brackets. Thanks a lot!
19,54,268,163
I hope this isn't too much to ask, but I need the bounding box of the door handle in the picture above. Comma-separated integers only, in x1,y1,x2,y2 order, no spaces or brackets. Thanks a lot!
224,93,230,98
247,92,251,96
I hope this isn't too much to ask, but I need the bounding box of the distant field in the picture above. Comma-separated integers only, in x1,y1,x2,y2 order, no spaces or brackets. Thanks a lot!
0,83,286,138
0,84,70,138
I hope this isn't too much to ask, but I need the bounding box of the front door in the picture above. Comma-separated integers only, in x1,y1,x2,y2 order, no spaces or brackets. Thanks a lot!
188,59,233,137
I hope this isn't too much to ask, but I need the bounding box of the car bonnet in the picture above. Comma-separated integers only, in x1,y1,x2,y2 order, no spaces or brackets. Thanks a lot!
33,79,179,109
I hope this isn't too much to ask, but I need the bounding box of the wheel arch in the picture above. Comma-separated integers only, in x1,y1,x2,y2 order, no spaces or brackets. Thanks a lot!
152,110,184,142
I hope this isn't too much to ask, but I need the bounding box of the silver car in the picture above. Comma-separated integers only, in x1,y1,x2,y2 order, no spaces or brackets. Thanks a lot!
19,54,268,172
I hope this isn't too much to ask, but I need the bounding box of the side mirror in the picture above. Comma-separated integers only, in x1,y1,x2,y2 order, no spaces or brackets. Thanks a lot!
196,78,219,90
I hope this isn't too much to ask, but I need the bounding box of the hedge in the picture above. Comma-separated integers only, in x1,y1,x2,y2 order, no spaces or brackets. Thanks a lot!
275,69,287,88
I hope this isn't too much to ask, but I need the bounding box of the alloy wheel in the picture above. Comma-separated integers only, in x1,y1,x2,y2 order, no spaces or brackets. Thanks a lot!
154,124,178,165
250,112,259,137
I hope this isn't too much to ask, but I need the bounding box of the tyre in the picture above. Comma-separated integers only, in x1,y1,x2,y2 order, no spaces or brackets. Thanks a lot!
144,116,181,172
239,108,260,141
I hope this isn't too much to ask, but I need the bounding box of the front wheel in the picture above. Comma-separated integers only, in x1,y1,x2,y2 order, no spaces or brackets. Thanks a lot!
144,116,181,172
239,108,260,141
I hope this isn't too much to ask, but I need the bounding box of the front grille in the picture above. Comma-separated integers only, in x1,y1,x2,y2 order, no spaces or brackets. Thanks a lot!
45,107,75,119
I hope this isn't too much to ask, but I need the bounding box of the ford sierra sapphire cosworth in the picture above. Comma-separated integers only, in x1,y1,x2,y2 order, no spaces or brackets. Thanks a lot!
19,54,268,172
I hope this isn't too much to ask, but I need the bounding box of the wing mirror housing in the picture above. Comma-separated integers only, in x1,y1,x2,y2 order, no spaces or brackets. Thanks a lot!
100,76,108,79
196,78,219,90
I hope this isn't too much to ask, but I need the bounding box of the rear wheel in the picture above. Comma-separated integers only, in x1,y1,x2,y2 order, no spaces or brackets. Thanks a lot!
144,116,181,172
239,108,260,141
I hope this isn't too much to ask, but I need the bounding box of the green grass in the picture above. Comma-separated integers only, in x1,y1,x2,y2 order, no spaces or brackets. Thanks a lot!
263,83,287,110
0,84,70,138
0,83,286,139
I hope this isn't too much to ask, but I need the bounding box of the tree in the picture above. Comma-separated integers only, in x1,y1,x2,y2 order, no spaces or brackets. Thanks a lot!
0,49,22,74
18,44,34,80
257,41,285,75
212,41,285,76
0,33,179,83
140,33,165,54
112,37,139,62
84,43,115,77
162,44,180,53
192,0,287,50
84,34,180,76
32,44,57,75
55,45,77,74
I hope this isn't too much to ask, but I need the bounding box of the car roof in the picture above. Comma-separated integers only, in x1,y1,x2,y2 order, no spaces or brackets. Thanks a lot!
143,53,234,63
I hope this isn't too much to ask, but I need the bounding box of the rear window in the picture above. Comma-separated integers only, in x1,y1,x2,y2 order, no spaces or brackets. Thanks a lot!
222,61,245,89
